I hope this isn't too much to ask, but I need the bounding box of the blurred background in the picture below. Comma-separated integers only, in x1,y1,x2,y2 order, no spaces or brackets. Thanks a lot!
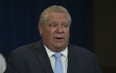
93,0,116,73
0,0,116,73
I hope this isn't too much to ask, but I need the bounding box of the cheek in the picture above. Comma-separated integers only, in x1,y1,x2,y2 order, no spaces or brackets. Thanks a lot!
65,29,70,35
43,29,54,39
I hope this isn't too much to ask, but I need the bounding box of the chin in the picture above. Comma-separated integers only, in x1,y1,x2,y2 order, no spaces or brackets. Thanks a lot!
55,44,66,49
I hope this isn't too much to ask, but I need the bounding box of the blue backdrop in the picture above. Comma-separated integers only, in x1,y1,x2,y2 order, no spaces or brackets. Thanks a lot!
0,0,92,58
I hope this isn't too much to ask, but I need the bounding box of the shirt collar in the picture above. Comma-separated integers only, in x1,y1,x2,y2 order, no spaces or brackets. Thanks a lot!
44,45,68,58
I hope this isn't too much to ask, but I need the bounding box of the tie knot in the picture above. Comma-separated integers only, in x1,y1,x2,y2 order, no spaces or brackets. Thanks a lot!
54,52,62,58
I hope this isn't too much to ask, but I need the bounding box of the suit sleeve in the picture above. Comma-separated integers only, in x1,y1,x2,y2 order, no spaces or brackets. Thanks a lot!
4,51,26,73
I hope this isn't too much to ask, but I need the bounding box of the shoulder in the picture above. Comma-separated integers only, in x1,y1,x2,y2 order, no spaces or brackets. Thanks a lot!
0,53,6,72
68,44,96,57
0,53,6,62
10,41,41,57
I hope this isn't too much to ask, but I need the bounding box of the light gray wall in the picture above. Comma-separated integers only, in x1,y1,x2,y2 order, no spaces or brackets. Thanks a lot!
93,0,116,66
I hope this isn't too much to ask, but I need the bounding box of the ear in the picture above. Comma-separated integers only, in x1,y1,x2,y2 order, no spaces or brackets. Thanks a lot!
38,23,42,37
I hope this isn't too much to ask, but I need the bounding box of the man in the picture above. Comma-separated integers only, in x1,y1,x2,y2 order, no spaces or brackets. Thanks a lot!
5,5,102,73
0,53,6,73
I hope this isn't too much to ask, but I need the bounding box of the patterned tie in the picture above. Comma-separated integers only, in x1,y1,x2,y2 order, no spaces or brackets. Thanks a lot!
54,52,63,73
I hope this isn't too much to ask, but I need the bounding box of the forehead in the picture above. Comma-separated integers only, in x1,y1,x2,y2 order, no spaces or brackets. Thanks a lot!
47,12,68,19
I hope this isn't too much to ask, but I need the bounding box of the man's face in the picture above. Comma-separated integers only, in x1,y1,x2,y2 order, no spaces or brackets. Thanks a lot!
39,12,70,52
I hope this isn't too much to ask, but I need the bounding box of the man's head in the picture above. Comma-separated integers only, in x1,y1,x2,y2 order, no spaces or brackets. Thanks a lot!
38,5,71,52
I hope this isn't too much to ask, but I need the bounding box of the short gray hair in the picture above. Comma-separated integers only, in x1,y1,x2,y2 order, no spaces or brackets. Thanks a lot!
39,5,71,25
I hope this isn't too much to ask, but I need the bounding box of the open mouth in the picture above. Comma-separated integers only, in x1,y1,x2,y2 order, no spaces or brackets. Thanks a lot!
56,37,63,39
54,37,64,41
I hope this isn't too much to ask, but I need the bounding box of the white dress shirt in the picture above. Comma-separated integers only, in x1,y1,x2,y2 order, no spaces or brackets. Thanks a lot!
44,45,68,73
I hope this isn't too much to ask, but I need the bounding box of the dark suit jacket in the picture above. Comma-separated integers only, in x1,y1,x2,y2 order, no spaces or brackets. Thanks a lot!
5,41,102,73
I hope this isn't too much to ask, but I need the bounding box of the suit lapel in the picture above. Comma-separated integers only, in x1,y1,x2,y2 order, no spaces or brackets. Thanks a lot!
67,44,79,73
33,41,54,73
33,41,79,73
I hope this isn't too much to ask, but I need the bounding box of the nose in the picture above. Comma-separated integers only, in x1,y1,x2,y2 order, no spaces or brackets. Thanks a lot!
56,26,64,33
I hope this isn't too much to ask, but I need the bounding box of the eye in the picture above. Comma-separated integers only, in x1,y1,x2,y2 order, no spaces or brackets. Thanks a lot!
62,22,70,27
49,23,57,27
52,24,57,27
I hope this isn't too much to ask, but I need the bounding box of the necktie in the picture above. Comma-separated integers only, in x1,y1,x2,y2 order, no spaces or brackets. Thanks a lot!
54,52,63,73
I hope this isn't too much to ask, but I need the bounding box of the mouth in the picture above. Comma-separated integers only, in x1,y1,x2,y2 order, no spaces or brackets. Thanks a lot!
54,37,64,41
